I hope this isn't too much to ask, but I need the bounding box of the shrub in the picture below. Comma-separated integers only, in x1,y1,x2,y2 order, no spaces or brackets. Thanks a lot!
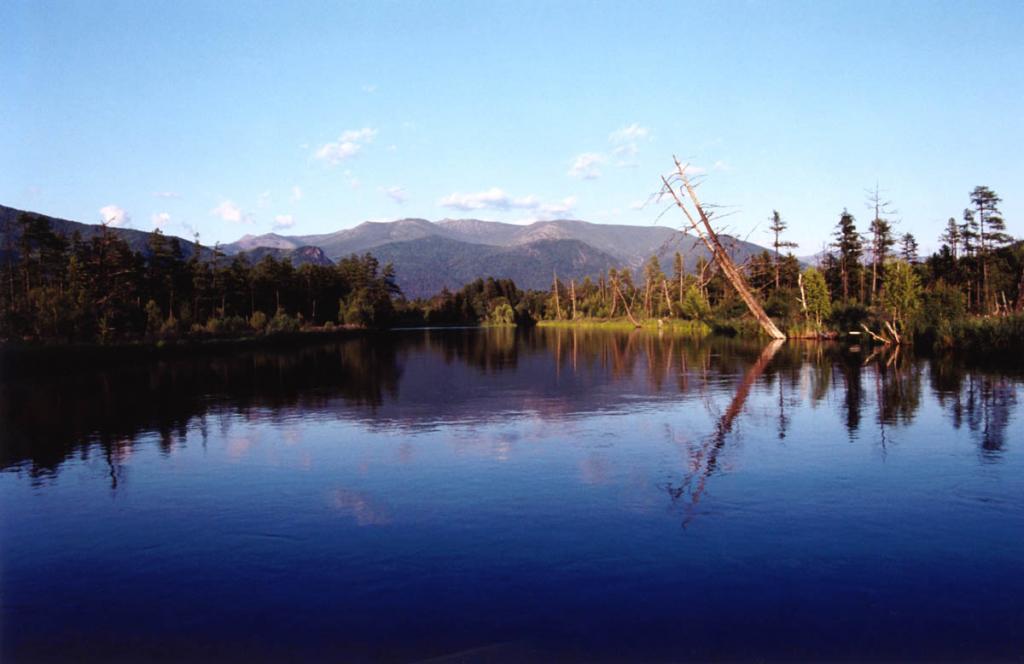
267,309,300,334
250,311,268,332
680,286,711,321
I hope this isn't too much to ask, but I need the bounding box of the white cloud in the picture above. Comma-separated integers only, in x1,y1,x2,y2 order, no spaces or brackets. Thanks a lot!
540,196,577,216
630,200,646,210
381,186,408,204
152,191,181,199
612,143,638,158
713,160,730,171
257,190,271,208
210,200,250,224
314,127,377,165
362,83,378,93
273,214,295,230
100,204,130,227
568,153,605,180
340,127,377,143
290,185,303,202
608,123,651,167
151,212,171,229
439,188,575,217
315,140,361,164
609,123,650,144
440,187,532,211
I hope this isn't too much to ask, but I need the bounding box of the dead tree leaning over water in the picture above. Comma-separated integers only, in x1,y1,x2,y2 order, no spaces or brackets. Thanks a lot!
660,156,786,340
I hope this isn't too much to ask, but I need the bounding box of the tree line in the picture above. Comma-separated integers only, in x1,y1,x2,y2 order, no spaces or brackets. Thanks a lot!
2,184,1020,348
2,215,401,342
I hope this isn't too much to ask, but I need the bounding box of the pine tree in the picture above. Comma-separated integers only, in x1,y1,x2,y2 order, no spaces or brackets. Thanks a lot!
900,233,919,263
831,209,863,302
768,210,798,291
865,185,897,303
970,186,1009,306
940,217,961,260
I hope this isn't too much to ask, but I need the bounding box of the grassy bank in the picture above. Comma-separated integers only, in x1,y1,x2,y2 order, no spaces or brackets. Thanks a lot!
537,317,712,336
918,312,1024,353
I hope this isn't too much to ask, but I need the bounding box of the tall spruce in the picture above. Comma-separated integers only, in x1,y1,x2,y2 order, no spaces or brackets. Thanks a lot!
970,186,1009,307
768,210,798,291
865,184,896,303
831,209,863,302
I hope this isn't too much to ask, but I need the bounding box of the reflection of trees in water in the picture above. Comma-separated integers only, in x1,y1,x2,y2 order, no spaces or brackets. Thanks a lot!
876,354,923,427
667,341,782,524
417,326,519,374
838,356,864,436
0,338,402,481
935,370,1018,456
665,340,1020,524
3,329,1020,487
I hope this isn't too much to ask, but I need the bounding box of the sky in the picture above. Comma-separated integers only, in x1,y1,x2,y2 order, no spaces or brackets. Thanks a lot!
2,0,1022,253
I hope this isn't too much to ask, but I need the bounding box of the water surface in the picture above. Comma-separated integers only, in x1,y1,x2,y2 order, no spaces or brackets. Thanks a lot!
2,329,1022,661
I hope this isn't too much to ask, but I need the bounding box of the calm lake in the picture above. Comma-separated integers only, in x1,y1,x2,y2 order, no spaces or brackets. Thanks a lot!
2,328,1022,662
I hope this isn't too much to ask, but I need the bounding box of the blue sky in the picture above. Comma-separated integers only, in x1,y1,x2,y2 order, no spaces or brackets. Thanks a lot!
2,0,1021,252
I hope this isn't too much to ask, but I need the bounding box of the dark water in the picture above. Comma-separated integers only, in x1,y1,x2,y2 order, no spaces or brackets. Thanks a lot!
2,328,1023,662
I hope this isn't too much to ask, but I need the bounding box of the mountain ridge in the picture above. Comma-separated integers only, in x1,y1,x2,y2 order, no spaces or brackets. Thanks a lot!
1,204,777,299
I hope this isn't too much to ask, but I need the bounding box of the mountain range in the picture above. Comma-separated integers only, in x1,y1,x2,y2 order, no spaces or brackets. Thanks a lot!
222,217,772,296
1,205,773,298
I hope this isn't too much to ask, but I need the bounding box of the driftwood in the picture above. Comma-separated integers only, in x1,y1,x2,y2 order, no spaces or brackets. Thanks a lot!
661,157,786,340
860,321,902,346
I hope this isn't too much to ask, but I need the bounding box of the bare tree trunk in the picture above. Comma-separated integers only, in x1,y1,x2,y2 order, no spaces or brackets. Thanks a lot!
611,278,641,327
570,279,577,320
1016,269,1024,312
552,270,561,320
797,271,810,322
662,157,785,340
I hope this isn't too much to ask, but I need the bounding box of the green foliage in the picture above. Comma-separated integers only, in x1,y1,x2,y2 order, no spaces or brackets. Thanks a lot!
765,288,798,319
829,302,868,333
267,308,301,334
679,285,710,321
250,311,268,332
829,209,863,301
802,267,831,326
487,301,515,326
916,281,967,349
1,198,1019,350
145,299,162,337
880,260,922,333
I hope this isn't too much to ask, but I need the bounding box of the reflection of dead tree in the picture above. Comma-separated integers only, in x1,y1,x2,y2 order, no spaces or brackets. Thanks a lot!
660,157,786,340
668,340,783,523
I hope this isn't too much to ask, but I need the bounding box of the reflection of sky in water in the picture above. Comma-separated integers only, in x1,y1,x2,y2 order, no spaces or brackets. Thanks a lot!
2,330,1023,661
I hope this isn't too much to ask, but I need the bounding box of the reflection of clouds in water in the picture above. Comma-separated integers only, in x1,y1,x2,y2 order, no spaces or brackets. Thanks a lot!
282,427,303,446
227,436,256,461
579,453,611,485
449,427,523,462
329,489,391,526
397,442,415,464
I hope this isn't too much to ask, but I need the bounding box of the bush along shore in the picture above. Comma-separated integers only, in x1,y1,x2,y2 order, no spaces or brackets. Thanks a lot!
1,186,1021,354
